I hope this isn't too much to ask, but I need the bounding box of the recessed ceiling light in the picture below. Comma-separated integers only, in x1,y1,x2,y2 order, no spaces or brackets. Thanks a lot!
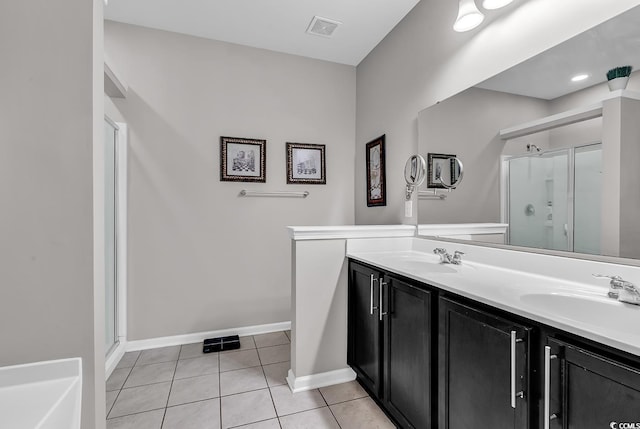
306,16,341,38
571,74,589,82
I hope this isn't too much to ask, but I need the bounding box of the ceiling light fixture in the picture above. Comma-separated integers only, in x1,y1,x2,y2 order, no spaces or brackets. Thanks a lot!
482,0,514,10
571,74,589,82
454,0,485,32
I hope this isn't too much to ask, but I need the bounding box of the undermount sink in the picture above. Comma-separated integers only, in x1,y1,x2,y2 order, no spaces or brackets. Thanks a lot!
520,292,640,326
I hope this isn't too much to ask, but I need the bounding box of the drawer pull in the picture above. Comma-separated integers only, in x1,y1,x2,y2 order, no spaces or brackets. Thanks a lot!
379,281,388,321
510,331,524,408
544,346,558,429
369,275,378,315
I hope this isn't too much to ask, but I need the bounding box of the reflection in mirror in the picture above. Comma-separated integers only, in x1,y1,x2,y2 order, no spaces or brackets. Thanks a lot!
405,154,427,187
417,6,640,261
504,142,602,254
426,153,464,189
404,154,426,200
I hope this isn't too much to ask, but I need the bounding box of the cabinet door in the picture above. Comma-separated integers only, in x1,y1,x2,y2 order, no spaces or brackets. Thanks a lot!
383,275,433,429
439,297,530,429
544,338,640,429
348,261,383,396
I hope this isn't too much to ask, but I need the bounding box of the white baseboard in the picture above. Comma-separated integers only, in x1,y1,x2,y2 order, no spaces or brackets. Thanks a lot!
125,321,291,352
105,340,127,379
286,367,356,393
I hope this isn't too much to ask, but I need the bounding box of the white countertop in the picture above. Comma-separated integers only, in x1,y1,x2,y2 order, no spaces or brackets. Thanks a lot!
347,238,640,357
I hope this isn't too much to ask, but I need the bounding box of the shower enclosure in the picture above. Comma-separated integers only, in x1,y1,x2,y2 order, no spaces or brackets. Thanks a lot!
103,116,128,374
502,144,602,254
104,118,118,356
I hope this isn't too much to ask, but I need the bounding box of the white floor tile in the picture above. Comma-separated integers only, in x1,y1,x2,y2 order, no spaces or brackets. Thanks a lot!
233,419,280,429
136,346,180,366
220,366,267,396
262,361,289,387
319,381,367,405
106,409,164,429
219,349,261,372
107,368,131,392
269,385,325,417
280,407,340,429
106,390,119,415
220,389,276,428
106,343,391,429
253,332,290,349
330,397,395,429
168,374,220,406
163,398,221,429
175,354,219,379
109,382,171,418
257,345,290,365
115,351,141,369
124,361,176,388
180,343,207,360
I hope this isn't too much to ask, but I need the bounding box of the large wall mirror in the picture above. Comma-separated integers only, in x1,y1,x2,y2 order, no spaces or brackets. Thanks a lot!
417,6,640,262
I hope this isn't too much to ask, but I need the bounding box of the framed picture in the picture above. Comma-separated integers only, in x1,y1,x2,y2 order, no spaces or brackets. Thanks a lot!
220,136,266,182
427,153,458,188
366,135,386,207
286,143,326,184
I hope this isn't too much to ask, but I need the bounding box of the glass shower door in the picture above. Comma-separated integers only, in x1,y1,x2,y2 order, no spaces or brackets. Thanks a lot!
508,150,570,251
104,119,118,355
573,144,602,255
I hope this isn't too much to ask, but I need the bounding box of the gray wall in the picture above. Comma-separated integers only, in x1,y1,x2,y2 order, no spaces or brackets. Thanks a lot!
416,75,640,258
104,22,356,341
417,87,548,224
355,0,640,225
414,80,613,225
0,1,104,428
618,98,640,259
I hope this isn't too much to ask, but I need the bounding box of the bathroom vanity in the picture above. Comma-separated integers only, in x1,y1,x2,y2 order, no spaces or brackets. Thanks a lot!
286,226,640,429
347,239,640,429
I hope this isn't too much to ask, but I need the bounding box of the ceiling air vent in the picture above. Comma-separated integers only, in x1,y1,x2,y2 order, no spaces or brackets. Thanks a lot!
306,16,341,38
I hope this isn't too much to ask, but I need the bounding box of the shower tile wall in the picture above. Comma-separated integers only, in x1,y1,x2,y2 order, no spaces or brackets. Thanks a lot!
509,152,569,251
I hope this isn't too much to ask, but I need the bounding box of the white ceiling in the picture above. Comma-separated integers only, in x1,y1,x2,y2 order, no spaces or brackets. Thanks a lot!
104,0,420,66
477,6,640,100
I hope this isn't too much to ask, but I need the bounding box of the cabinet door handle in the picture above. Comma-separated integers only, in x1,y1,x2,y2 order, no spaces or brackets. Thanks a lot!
544,345,559,429
510,331,524,409
379,281,388,321
369,275,378,315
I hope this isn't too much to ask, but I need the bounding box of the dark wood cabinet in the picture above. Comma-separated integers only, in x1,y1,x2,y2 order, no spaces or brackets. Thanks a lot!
439,297,531,429
383,275,433,429
544,338,640,429
348,261,435,428
348,261,383,396
347,258,640,429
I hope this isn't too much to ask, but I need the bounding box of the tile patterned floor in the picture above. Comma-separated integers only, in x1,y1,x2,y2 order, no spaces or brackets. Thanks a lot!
106,331,395,429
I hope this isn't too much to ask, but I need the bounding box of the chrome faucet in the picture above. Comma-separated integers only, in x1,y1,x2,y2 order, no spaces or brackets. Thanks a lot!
593,274,640,305
434,248,449,263
434,248,464,265
452,251,464,265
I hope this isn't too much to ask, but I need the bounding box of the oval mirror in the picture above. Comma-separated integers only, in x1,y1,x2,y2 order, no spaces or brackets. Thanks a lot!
404,154,427,187
425,153,465,190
